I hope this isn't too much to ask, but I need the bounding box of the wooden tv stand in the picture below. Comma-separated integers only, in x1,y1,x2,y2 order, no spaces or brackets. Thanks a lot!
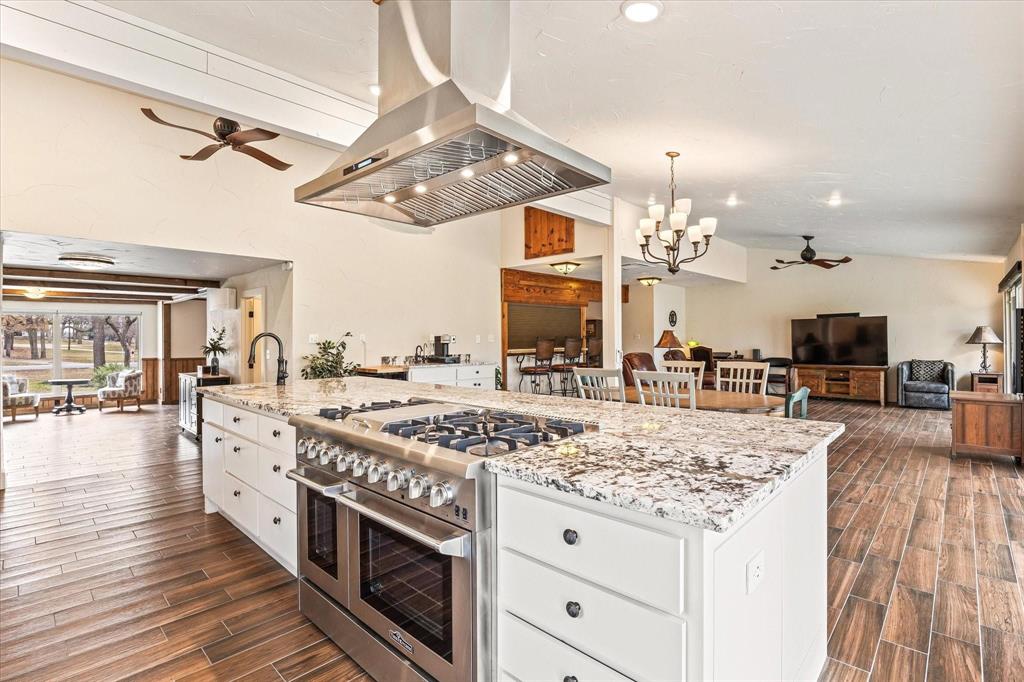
793,364,887,406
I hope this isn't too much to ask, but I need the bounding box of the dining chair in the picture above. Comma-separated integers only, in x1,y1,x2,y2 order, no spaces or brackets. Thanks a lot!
585,339,603,367
689,345,716,389
519,338,555,394
633,370,696,410
716,361,770,395
573,367,625,403
662,349,687,362
550,336,584,396
785,386,811,418
662,360,705,387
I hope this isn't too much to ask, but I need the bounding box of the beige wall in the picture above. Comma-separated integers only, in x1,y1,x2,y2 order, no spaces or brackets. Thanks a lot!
0,60,502,377
622,284,654,355
169,299,206,358
686,248,1004,399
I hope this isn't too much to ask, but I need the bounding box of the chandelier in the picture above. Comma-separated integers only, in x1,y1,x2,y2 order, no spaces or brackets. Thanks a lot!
635,151,718,274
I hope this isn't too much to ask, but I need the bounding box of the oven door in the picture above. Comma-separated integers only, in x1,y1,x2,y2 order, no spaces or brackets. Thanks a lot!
288,467,350,608
339,486,474,682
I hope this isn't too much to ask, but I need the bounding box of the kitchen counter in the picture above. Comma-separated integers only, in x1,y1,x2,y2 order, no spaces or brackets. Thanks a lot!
199,377,842,532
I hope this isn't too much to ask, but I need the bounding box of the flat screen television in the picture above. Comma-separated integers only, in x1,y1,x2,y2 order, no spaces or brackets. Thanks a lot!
791,315,888,366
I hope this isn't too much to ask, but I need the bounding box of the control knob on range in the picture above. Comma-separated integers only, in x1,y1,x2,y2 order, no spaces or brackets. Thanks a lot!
335,451,357,473
386,468,411,492
367,461,392,484
429,481,455,508
351,456,372,477
296,438,310,455
305,440,324,460
320,445,341,466
408,474,431,500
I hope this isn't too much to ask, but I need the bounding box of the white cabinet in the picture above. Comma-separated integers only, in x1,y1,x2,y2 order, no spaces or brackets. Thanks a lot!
499,612,631,682
408,363,496,389
202,397,297,575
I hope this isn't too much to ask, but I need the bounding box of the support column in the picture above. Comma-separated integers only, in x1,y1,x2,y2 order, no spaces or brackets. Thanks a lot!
601,198,631,368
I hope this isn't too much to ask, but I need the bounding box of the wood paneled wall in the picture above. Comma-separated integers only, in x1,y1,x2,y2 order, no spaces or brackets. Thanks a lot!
141,357,159,403
524,207,575,259
501,268,628,306
162,357,205,405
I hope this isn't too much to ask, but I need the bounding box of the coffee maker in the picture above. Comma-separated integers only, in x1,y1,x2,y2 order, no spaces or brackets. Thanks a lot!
428,334,458,363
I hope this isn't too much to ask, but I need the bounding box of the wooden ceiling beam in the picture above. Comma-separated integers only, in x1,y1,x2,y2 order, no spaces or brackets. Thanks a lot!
1,279,200,295
2,289,174,302
2,296,167,304
1,267,221,289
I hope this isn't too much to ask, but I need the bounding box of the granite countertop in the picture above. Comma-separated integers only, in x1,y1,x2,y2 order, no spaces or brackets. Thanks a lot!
199,378,843,532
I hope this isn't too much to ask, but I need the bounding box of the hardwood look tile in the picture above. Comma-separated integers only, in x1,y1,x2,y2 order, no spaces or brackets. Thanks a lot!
273,639,346,681
896,547,938,593
868,525,910,561
833,527,875,563
974,492,1003,517
1006,514,1024,542
828,557,861,610
942,514,974,547
907,518,941,552
881,585,934,653
829,502,860,529
850,554,899,605
974,513,1010,544
933,581,980,645
880,501,915,529
979,627,1024,681
818,658,868,682
926,634,982,682
827,596,886,670
978,575,1024,634
938,543,977,588
975,541,1017,581
870,640,927,682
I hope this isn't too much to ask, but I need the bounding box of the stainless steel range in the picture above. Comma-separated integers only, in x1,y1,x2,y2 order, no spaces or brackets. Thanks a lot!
286,399,589,682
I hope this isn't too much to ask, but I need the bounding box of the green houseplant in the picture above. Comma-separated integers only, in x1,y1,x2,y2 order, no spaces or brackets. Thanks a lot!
201,326,228,375
301,333,359,380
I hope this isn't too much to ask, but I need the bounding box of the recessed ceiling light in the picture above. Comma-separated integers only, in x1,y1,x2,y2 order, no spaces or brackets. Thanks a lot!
621,0,663,23
22,287,46,299
637,276,662,287
383,194,397,203
726,193,738,207
369,84,381,97
414,184,428,194
827,191,842,207
58,253,116,270
503,153,519,164
460,168,475,178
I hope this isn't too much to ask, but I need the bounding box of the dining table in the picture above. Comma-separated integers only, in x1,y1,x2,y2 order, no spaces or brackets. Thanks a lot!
624,386,786,415
46,378,91,415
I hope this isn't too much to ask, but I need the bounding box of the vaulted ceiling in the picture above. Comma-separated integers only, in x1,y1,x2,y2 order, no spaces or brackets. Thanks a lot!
103,0,1024,261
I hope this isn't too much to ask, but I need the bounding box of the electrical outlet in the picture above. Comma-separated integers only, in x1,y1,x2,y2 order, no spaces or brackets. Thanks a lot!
359,333,367,343
449,335,457,344
308,334,320,344
475,334,481,344
487,334,495,343
746,550,765,595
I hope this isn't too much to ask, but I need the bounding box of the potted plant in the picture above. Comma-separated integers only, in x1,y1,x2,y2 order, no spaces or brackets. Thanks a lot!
201,326,228,375
301,333,359,379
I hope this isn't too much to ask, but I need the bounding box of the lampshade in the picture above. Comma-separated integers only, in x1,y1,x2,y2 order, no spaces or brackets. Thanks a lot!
966,326,1002,345
669,211,687,231
655,329,684,349
639,218,656,236
674,198,692,214
686,225,702,244
634,228,645,244
699,217,718,236
648,204,665,222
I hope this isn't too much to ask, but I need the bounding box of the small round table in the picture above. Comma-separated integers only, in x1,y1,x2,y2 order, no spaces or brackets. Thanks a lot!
47,378,91,415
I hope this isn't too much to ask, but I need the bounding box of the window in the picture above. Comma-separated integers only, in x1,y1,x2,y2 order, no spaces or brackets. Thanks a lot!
2,312,142,395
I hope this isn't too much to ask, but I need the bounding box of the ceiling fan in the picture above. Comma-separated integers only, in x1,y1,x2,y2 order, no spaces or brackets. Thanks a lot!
141,108,292,170
771,236,852,270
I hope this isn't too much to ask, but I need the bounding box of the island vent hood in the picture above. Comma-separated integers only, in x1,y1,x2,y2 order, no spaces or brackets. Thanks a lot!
294,0,610,227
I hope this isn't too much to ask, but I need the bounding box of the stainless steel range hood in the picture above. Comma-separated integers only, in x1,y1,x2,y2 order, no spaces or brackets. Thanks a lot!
294,0,610,227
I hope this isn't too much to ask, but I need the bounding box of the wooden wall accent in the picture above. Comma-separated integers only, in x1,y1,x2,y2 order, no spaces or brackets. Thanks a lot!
524,207,575,259
501,268,628,305
162,357,206,405
141,357,160,403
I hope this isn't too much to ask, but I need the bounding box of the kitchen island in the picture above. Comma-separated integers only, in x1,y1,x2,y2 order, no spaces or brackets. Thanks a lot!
199,378,842,681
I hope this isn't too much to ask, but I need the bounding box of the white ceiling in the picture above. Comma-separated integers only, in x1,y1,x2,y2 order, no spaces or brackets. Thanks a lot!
511,254,718,288
1,231,284,280
102,1,1024,261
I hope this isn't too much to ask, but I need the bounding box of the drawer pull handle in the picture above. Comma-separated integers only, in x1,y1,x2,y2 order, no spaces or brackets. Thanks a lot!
565,601,582,618
233,416,241,423
273,516,281,525
272,429,281,438
563,529,579,545
233,446,241,453
564,677,578,682
233,490,241,497
214,437,222,443
273,464,281,473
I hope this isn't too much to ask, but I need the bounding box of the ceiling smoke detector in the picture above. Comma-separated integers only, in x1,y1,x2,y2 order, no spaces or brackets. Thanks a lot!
58,253,116,270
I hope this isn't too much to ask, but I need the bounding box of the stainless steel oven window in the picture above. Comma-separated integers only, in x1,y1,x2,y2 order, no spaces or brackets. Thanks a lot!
359,517,454,663
307,489,340,578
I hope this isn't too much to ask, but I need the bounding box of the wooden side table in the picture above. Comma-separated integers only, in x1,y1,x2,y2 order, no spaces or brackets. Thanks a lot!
950,390,1023,464
971,372,1003,393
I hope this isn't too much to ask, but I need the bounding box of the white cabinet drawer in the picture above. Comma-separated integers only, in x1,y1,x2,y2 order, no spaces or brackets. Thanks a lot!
221,474,258,537
456,378,488,389
204,399,224,427
499,611,631,682
498,486,684,614
499,550,685,682
258,495,296,570
224,434,259,489
456,364,494,380
258,447,297,512
258,415,295,453
408,366,457,383
223,405,258,440
201,424,225,508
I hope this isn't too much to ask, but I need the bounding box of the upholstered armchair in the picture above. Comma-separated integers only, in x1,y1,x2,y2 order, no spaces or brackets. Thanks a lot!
622,352,657,387
897,360,955,410
2,375,41,420
97,369,144,412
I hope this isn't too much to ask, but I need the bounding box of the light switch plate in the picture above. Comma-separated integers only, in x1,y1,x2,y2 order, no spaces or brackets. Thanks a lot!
746,550,765,594
308,334,320,344
487,334,495,343
475,335,481,343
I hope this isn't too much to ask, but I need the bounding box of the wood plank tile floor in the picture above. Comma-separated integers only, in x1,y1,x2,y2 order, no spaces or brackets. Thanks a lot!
0,406,368,681
811,400,1024,682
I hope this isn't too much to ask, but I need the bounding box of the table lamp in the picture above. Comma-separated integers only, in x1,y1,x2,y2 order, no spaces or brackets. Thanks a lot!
655,330,684,353
966,325,1001,372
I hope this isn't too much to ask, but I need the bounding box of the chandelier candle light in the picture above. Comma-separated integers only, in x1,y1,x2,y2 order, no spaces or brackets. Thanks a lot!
636,151,718,274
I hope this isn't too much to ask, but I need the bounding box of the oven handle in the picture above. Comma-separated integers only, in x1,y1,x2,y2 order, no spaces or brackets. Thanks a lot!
331,489,471,558
286,468,348,497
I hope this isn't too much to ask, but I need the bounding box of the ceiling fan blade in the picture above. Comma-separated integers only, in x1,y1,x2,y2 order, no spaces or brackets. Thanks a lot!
141,108,219,142
226,128,279,145
233,144,292,170
771,263,799,270
810,259,839,269
179,144,224,161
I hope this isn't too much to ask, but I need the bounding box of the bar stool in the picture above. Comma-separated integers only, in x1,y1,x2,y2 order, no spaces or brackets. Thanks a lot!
585,339,602,367
518,338,555,394
550,336,583,396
